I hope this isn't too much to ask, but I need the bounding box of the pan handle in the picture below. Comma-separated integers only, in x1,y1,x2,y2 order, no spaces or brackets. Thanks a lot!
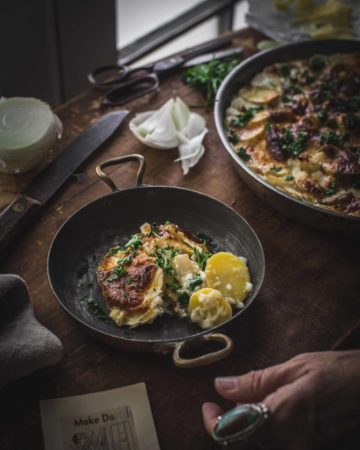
96,154,145,191
172,333,234,368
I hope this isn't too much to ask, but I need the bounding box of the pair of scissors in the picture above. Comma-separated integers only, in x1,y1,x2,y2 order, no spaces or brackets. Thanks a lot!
88,37,241,106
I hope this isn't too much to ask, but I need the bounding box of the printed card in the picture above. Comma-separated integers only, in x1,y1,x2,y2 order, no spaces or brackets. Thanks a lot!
40,383,160,450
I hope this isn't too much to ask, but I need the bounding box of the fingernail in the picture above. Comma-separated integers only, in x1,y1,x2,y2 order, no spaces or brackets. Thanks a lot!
215,377,236,389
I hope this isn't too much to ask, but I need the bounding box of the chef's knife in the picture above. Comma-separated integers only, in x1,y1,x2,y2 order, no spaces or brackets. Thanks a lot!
0,110,129,254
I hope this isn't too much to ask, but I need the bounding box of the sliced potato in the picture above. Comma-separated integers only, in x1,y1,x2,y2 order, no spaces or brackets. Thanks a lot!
238,125,265,142
240,86,280,104
205,252,251,306
251,72,281,90
189,288,232,329
248,110,270,125
231,96,259,111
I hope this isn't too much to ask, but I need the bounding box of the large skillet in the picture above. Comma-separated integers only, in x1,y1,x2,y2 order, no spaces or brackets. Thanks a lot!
214,39,360,233
48,155,265,368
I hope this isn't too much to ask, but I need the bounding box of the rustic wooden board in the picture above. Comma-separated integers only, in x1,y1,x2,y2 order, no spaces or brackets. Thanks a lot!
0,29,359,450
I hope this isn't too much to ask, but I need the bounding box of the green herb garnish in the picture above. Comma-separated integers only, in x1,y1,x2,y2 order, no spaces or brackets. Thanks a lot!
326,180,338,196
125,234,143,250
284,84,303,96
183,59,241,106
154,247,178,274
108,246,126,256
319,130,347,147
280,65,291,77
188,274,203,291
317,111,328,122
232,106,263,128
237,146,250,161
107,255,133,282
282,94,292,103
309,56,325,71
193,247,212,270
281,129,309,157
87,298,109,322
270,165,282,172
196,232,211,246
228,134,239,145
284,175,294,181
178,291,190,306
166,281,181,294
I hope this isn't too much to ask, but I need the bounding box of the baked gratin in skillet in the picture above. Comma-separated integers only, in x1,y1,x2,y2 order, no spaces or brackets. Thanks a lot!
225,52,360,216
215,40,360,232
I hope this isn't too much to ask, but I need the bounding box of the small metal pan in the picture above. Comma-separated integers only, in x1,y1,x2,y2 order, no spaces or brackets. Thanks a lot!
48,155,265,368
214,39,360,233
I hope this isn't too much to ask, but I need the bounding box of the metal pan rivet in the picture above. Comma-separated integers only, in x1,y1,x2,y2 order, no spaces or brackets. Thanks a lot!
12,202,25,213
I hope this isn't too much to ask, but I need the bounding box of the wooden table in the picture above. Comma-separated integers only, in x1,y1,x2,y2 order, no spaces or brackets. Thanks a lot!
1,29,359,450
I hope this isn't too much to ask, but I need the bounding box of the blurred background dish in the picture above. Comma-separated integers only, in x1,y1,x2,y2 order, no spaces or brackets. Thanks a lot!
247,0,360,43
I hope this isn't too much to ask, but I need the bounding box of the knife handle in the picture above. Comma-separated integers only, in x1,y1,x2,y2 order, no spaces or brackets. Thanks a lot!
0,195,42,255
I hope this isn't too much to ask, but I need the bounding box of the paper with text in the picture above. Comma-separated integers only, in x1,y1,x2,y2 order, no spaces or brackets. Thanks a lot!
40,383,160,450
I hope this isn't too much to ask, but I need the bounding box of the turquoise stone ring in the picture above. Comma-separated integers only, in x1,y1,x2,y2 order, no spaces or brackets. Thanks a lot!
212,403,270,446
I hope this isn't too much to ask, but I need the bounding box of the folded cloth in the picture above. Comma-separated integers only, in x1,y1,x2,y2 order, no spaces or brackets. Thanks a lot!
0,274,63,388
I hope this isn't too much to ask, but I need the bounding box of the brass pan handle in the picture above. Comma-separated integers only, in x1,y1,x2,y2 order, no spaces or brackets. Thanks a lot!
173,333,234,368
96,154,145,191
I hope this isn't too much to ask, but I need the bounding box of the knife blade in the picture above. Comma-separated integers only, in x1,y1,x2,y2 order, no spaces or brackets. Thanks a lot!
0,110,129,254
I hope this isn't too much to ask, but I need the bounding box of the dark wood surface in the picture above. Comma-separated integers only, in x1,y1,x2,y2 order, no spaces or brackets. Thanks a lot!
1,29,359,450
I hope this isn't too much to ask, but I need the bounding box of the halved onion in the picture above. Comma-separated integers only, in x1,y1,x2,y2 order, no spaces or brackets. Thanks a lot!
0,97,62,174
129,97,208,175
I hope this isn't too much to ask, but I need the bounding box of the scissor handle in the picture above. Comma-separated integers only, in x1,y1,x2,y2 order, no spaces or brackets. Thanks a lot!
88,64,154,88
88,64,129,87
102,73,160,106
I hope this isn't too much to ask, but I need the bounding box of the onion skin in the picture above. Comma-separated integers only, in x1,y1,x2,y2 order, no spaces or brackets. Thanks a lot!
0,97,63,174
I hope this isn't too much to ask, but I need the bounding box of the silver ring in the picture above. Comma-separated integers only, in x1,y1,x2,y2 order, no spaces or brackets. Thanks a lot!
212,403,271,447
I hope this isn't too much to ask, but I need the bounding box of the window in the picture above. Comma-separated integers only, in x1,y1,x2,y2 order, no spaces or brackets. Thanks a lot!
116,0,248,65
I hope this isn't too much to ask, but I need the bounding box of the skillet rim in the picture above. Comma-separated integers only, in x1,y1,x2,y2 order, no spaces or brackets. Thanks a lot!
214,39,360,225
47,184,265,344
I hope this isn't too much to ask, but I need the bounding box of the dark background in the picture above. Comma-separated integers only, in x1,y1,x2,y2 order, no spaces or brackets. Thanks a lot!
1,0,117,106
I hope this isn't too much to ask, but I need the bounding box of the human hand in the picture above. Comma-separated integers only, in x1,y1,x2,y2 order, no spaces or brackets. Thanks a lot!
202,350,360,450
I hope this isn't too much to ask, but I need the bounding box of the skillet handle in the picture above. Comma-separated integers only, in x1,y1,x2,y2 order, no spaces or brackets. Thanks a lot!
96,154,145,191
173,333,234,368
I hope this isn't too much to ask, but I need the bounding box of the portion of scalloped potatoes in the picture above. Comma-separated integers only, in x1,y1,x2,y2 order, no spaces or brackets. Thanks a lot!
96,223,252,329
